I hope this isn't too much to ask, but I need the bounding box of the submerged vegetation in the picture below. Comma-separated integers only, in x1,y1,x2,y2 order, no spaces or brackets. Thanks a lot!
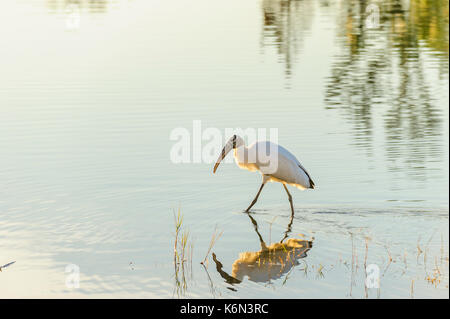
0,261,15,272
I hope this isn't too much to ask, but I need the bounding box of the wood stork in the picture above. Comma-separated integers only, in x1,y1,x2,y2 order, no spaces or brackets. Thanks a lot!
213,135,315,214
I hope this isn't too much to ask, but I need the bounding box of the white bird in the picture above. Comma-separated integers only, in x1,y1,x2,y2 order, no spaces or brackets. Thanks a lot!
213,135,315,214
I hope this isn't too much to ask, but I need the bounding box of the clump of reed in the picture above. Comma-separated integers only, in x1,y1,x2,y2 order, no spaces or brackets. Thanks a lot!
173,208,193,297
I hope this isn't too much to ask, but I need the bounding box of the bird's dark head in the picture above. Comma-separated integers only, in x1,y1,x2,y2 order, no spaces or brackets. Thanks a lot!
231,135,244,149
213,135,244,173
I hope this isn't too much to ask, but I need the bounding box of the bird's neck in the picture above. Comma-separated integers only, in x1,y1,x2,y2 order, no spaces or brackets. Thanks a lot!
233,145,261,173
233,145,247,164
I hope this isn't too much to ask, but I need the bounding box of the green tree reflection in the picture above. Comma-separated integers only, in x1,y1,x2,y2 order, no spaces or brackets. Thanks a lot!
261,0,448,181
325,0,448,180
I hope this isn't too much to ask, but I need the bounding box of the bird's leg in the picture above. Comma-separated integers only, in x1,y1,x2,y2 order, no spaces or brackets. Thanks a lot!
244,183,265,212
246,212,268,250
280,204,295,243
283,183,295,216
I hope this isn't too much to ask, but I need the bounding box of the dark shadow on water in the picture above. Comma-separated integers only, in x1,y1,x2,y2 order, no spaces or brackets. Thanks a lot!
212,212,313,289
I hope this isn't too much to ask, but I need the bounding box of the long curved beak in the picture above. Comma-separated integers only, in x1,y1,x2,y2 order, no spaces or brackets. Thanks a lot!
213,142,233,174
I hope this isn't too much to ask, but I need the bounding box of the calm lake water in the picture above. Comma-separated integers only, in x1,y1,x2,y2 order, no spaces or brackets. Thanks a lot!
0,0,448,298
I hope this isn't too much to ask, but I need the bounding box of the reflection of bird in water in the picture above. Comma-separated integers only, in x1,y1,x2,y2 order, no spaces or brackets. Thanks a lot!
213,135,315,214
212,213,312,286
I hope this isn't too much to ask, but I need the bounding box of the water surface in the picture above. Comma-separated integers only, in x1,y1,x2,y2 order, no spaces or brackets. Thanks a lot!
0,0,448,298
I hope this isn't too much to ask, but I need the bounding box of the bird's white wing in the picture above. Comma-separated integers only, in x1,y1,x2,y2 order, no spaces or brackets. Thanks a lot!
279,144,315,188
253,142,314,189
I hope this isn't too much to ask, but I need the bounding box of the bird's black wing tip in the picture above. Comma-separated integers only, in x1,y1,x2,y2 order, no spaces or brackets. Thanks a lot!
298,164,315,189
309,178,315,189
